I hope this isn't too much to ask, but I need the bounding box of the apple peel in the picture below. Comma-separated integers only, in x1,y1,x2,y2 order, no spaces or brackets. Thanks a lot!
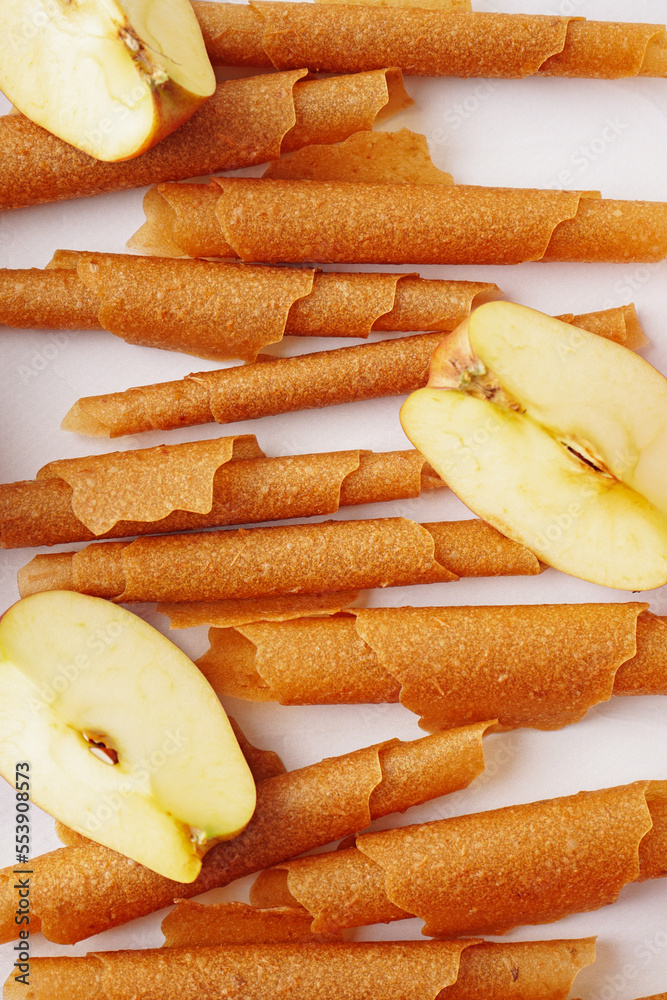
401,301,667,591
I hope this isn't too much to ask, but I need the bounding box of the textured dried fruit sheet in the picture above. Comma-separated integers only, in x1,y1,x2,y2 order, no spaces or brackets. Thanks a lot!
263,127,454,184
192,3,667,78
193,604,667,729
0,249,494,362
16,518,542,603
1,938,596,1000
0,727,488,944
128,123,453,257
251,781,666,937
0,68,409,210
0,443,442,547
60,304,644,439
158,592,361,629
161,900,341,946
210,181,667,264
127,178,667,265
59,333,457,437
0,940,469,1000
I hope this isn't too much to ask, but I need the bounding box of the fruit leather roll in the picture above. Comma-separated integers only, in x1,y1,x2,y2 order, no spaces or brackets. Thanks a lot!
0,437,444,547
0,68,409,211
250,780,667,937
16,518,542,603
185,603,667,731
0,724,491,944
191,3,667,78
2,937,596,1000
128,177,667,265
161,900,342,946
0,250,497,362
60,304,645,439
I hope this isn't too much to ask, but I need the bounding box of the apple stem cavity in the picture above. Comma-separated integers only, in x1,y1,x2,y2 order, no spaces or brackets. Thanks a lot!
189,826,208,849
118,26,169,89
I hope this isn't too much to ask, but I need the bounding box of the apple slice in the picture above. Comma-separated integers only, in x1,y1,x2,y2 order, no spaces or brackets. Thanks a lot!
400,301,667,591
0,591,256,882
0,0,215,161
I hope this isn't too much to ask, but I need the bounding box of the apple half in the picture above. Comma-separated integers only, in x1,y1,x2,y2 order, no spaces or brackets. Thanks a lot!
0,591,256,881
400,301,667,591
0,0,216,161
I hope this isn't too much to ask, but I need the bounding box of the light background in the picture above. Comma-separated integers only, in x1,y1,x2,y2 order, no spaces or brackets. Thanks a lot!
1,2,667,997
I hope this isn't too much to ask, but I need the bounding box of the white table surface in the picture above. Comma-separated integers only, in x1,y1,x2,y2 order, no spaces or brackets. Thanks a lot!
1,2,667,996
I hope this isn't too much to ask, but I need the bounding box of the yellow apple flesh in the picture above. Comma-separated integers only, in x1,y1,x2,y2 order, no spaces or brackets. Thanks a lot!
0,0,215,161
0,591,256,881
400,301,667,591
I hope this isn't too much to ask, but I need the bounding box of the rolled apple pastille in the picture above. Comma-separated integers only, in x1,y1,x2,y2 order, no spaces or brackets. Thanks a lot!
0,251,497,362
16,517,542,603
190,603,667,730
250,780,667,937
0,723,491,944
1,937,596,1000
192,2,667,78
0,68,410,211
60,303,645,439
401,302,667,591
161,900,342,946
60,333,444,437
6,249,642,357
126,177,667,264
0,438,443,547
0,592,257,885
124,126,456,251
158,592,362,629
